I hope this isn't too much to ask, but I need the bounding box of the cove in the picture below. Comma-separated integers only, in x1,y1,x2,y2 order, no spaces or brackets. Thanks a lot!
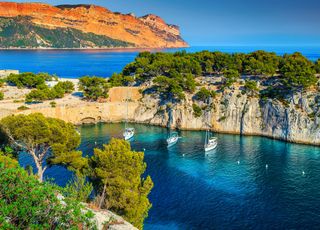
19,123,320,229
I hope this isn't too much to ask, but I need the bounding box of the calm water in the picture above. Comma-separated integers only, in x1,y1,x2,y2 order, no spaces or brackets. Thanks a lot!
19,123,320,229
10,46,320,229
1,46,319,78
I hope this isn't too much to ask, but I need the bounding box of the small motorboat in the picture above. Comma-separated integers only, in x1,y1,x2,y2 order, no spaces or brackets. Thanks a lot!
123,127,135,140
167,132,179,147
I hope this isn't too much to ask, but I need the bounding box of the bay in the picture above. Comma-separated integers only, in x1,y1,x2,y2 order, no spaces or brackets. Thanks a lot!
19,123,320,229
1,46,319,78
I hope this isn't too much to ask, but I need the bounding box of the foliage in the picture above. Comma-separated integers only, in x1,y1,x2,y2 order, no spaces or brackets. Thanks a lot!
192,103,202,117
194,87,216,102
280,52,317,89
6,72,54,88
55,81,75,93
315,59,320,74
244,80,259,96
0,151,18,169
0,165,96,229
243,50,279,75
17,105,29,110
25,81,74,102
109,73,134,87
0,92,3,100
79,76,109,101
0,113,84,181
0,16,133,48
223,69,240,87
0,79,4,87
91,138,153,229
63,175,93,203
153,71,195,100
50,101,57,107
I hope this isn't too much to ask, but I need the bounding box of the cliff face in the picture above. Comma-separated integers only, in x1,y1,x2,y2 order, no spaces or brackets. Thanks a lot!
134,89,320,145
5,87,319,146
0,2,188,48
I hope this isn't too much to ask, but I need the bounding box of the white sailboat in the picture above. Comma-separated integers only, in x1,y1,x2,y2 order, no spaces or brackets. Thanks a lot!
123,91,135,141
167,131,179,147
204,130,217,152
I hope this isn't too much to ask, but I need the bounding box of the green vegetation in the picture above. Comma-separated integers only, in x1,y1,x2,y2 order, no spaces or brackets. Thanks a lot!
315,59,320,74
194,87,216,102
17,105,29,110
0,16,133,48
223,69,240,88
79,76,109,101
0,79,4,87
0,113,84,181
25,81,74,102
192,103,202,117
91,138,153,229
6,72,55,88
109,73,134,87
0,113,153,229
109,50,319,102
244,80,259,96
280,52,317,90
0,92,3,100
0,164,95,229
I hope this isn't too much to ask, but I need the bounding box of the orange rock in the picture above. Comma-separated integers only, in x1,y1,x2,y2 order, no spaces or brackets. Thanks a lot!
0,2,188,48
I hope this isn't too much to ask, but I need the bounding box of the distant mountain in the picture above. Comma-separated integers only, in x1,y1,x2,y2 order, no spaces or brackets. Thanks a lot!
0,2,188,49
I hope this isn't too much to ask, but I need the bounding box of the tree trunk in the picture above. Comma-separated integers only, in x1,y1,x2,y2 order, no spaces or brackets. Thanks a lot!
37,165,44,182
99,183,107,209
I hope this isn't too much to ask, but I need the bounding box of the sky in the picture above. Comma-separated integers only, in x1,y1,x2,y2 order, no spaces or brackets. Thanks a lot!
8,0,320,46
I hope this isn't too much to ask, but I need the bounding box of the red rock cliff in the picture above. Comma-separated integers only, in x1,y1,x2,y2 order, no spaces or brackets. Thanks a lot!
0,2,188,48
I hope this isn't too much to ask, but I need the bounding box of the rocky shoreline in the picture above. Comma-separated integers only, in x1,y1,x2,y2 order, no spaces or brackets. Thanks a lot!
2,86,318,146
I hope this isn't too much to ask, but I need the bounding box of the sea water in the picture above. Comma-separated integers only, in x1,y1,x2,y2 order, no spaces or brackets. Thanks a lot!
0,46,319,78
20,123,320,229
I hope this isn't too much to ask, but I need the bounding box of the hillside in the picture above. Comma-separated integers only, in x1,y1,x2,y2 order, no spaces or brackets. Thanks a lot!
0,2,188,49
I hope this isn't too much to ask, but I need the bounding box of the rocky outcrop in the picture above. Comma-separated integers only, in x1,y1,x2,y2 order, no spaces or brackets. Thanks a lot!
0,2,188,48
1,87,319,146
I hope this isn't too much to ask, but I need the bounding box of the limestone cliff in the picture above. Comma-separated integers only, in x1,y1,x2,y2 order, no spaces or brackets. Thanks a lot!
0,2,188,48
5,87,319,146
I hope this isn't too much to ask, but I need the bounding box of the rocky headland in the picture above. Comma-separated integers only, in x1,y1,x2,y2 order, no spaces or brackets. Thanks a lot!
0,2,188,48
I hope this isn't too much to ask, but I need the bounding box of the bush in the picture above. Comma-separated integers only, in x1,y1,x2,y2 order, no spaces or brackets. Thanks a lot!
25,81,73,102
55,81,75,93
6,72,55,89
192,103,202,117
244,80,259,96
195,87,216,102
0,165,95,229
79,76,109,101
17,105,30,110
50,101,56,108
0,92,3,100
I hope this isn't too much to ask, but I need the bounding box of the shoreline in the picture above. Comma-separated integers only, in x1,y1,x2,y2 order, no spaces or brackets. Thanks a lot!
0,45,189,51
79,120,320,148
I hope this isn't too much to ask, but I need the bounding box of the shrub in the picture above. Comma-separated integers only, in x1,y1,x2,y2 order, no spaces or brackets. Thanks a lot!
0,165,95,229
6,72,55,88
244,80,259,96
195,87,216,102
0,92,3,100
79,76,109,101
17,105,30,110
50,101,57,108
192,103,202,117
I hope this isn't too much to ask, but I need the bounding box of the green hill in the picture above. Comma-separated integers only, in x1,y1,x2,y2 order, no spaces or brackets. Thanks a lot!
0,17,134,48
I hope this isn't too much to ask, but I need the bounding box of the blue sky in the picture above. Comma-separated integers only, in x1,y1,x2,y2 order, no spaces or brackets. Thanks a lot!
8,0,320,46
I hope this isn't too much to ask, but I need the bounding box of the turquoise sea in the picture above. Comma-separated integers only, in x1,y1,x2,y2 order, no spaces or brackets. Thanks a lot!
8,46,320,229
0,46,319,78
19,123,320,229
